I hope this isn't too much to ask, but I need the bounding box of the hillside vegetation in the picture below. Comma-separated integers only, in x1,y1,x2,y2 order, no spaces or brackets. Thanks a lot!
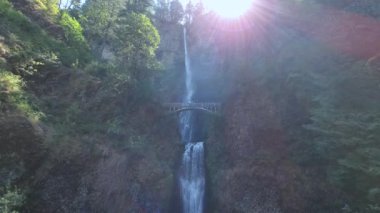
0,0,184,212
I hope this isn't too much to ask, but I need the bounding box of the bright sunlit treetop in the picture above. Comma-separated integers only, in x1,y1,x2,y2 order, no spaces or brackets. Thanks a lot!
202,0,254,19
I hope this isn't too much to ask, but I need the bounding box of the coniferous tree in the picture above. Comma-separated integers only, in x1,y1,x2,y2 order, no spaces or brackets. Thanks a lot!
81,0,125,57
169,0,184,23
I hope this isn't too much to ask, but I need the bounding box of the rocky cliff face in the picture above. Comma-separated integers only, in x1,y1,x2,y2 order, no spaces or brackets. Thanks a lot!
206,83,342,213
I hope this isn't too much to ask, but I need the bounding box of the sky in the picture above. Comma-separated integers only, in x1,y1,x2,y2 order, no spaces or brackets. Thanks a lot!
59,0,85,8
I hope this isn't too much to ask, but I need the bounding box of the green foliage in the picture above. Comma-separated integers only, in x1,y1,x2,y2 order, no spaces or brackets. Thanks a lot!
59,12,86,46
15,54,59,76
154,0,184,23
169,0,184,23
0,186,24,213
269,33,380,209
35,0,60,17
282,42,380,209
0,71,23,94
82,0,160,87
154,0,170,22
0,0,174,211
83,61,117,77
125,0,153,15
306,109,380,208
59,12,90,66
0,70,43,120
0,0,10,13
114,12,160,79
0,0,89,68
106,118,123,135
81,0,125,56
0,1,42,38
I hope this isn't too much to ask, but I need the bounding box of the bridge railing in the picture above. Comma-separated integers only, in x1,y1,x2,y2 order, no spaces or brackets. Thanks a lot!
163,102,222,114
163,102,221,107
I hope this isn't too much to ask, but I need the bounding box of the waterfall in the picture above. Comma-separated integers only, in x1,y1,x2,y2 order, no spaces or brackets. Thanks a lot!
179,27,194,143
179,27,205,213
180,142,205,213
183,27,194,103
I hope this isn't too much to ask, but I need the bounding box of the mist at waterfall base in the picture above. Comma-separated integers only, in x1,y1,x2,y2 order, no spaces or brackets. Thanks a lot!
176,27,206,213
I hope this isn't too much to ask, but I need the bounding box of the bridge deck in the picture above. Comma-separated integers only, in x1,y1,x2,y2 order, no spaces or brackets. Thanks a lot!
163,102,221,114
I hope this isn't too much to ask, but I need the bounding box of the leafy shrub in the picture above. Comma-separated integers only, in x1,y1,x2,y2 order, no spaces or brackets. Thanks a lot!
115,13,160,68
0,186,24,213
59,12,85,45
59,12,91,67
35,0,60,17
0,70,43,121
0,0,10,14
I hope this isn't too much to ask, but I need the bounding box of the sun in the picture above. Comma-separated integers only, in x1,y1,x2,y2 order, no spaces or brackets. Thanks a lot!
202,0,254,19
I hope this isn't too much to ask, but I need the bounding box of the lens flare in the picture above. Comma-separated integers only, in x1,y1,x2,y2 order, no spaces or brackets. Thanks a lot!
203,0,254,19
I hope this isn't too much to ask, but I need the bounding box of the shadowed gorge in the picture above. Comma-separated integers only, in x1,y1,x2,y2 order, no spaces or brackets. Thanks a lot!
1,0,380,212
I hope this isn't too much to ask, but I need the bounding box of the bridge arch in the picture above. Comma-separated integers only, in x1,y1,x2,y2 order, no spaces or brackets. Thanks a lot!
164,103,222,115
